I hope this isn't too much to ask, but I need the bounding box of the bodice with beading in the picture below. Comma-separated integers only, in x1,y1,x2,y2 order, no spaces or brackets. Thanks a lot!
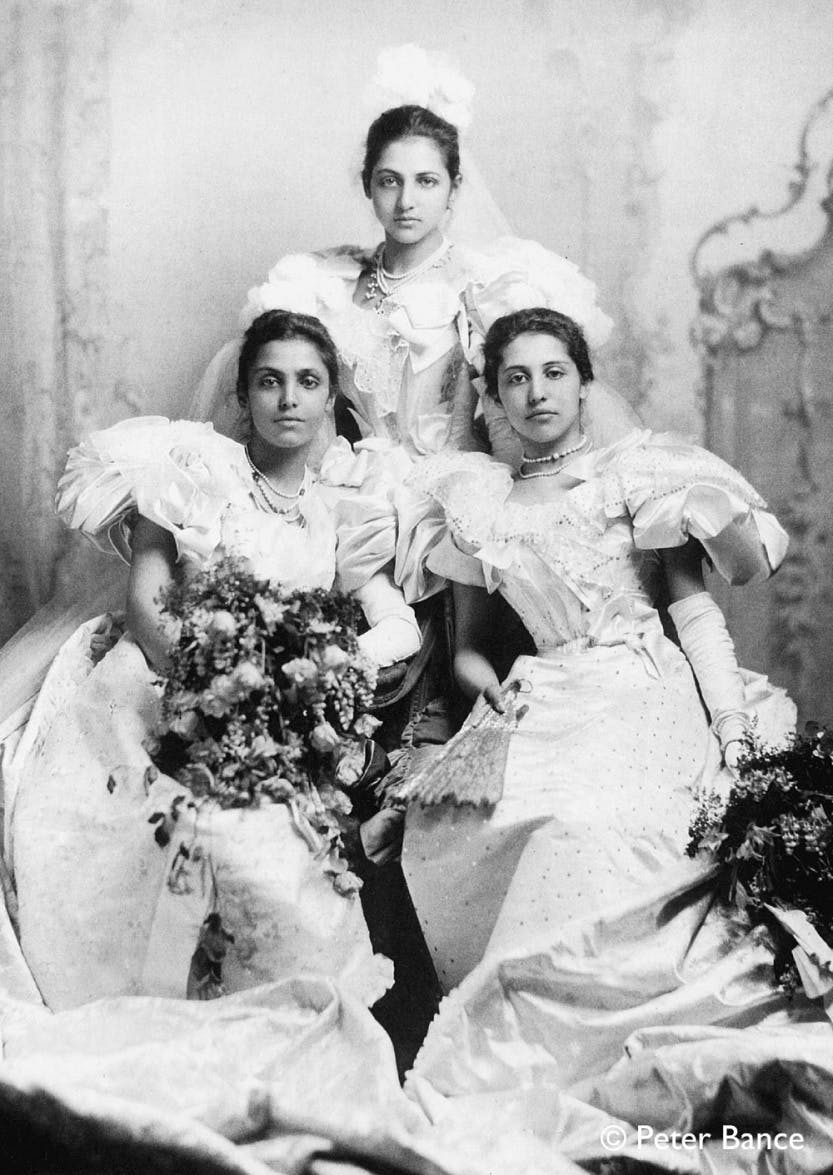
395,429,789,652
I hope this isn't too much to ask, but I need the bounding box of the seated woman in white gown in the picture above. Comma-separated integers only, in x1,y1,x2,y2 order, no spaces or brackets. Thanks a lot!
3,308,423,1014
391,295,832,1110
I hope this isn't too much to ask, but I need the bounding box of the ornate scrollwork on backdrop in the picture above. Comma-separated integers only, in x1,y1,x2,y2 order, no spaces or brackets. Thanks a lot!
691,86,833,724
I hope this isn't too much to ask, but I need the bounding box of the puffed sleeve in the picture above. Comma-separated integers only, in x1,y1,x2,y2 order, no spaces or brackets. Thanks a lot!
55,416,244,564
239,248,360,331
394,452,513,601
601,431,788,585
315,437,402,595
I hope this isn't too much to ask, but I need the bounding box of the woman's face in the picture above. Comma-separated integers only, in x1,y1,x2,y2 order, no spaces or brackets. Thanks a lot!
369,135,457,249
246,338,331,452
497,332,585,458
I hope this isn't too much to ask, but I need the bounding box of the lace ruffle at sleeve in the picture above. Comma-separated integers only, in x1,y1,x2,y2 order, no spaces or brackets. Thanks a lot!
56,416,247,564
394,452,514,601
597,430,788,584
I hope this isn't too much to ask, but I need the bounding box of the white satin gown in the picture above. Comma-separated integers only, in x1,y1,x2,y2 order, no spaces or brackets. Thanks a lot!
390,431,833,1136
3,417,398,1012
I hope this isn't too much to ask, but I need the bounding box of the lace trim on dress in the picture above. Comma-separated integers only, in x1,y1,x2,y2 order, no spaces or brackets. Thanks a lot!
591,431,768,519
330,304,410,419
407,433,782,598
418,434,771,544
316,247,469,418
405,453,616,600
410,451,605,547
407,452,511,542
273,248,406,422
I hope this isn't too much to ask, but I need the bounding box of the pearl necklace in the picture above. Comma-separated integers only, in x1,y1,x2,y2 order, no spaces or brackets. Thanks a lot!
245,446,307,518
518,433,590,480
364,238,451,313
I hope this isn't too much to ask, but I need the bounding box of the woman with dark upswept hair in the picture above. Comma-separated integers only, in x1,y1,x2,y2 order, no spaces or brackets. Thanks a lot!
392,295,833,1160
4,308,414,1014
222,99,483,463
192,47,639,474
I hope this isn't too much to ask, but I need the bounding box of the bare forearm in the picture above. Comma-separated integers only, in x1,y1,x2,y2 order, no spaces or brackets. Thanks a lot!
663,538,706,603
453,646,501,703
126,595,178,673
126,517,179,673
451,582,505,711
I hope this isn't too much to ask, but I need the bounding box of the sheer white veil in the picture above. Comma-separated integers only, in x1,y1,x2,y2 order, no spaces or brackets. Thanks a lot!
452,150,513,245
186,46,635,453
185,45,513,436
187,339,245,437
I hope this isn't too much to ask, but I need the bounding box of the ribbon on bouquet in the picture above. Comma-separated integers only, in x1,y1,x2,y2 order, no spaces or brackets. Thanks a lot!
394,683,528,807
765,905,833,1022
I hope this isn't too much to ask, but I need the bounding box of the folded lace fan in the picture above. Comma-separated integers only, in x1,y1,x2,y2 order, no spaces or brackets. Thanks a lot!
396,688,527,807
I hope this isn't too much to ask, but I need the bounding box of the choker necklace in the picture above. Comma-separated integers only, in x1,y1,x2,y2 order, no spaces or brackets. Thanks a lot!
521,433,588,464
364,238,451,313
518,433,590,480
245,446,307,516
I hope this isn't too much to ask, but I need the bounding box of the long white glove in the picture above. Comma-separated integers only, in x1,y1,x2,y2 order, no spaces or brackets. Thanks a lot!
667,591,749,769
354,571,421,668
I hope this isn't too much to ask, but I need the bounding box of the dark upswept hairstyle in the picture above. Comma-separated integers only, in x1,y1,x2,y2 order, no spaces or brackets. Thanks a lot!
361,105,461,196
236,310,340,405
482,307,594,400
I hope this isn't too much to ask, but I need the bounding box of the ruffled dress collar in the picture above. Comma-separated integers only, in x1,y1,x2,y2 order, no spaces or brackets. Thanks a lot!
312,245,468,382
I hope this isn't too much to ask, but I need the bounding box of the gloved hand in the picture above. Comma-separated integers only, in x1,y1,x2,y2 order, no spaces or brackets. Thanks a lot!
667,591,749,770
355,571,421,668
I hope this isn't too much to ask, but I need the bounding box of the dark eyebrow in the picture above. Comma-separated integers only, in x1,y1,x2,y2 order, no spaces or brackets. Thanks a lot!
253,365,323,378
500,364,530,375
377,168,440,177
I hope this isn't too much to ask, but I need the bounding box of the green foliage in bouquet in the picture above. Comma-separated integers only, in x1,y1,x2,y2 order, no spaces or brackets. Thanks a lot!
688,726,833,991
144,557,380,891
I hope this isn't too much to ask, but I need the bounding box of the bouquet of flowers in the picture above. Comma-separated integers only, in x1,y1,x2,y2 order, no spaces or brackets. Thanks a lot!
145,556,380,893
688,725,833,993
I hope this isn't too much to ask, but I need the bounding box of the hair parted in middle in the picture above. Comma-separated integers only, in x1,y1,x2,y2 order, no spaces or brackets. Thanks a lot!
482,307,594,401
236,310,340,405
362,105,461,196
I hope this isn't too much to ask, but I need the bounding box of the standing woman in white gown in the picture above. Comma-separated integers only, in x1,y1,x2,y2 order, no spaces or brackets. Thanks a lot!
192,45,640,474
3,307,419,1013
